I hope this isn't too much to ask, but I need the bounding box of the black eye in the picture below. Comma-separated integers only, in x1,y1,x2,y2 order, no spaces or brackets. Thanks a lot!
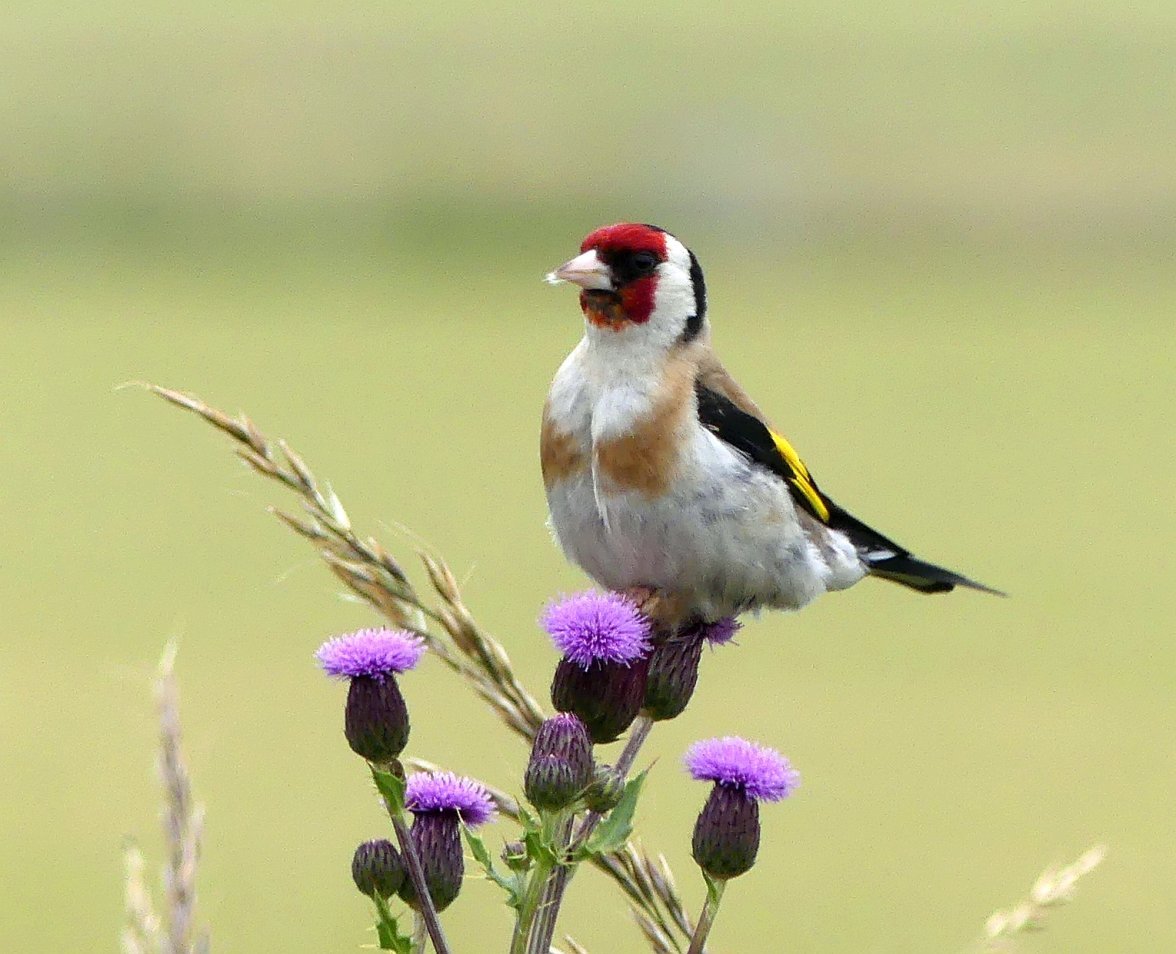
632,251,658,272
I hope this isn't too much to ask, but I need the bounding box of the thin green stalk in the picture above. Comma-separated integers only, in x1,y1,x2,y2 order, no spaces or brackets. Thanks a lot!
530,715,655,954
528,813,575,954
511,811,566,954
686,876,726,954
390,814,451,954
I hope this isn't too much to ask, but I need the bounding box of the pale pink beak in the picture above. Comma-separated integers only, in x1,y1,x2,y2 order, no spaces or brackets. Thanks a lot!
544,249,613,291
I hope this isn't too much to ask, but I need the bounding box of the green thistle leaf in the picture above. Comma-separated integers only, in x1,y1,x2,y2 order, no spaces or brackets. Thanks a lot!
464,827,526,910
372,893,412,953
523,827,560,868
370,765,406,817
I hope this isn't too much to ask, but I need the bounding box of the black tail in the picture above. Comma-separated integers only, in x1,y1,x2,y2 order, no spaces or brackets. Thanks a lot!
865,552,1005,595
827,502,1005,597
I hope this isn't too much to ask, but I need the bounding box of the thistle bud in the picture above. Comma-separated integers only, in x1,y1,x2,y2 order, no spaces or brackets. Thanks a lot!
644,618,740,722
644,629,704,722
583,763,626,813
691,785,761,879
684,737,799,881
398,813,464,912
351,839,406,898
501,840,531,872
524,713,593,811
551,657,648,744
344,676,409,763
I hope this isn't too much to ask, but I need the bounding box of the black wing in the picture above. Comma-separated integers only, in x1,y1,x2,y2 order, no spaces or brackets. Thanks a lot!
694,381,1003,595
694,381,832,522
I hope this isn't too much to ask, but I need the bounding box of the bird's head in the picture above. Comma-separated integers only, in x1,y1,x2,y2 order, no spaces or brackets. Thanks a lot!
546,223,707,345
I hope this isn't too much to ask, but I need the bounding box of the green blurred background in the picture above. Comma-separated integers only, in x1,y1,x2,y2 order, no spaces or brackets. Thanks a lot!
3,2,1173,951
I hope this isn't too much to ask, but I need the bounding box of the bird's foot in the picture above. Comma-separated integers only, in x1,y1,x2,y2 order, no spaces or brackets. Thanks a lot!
620,587,690,633
621,586,659,615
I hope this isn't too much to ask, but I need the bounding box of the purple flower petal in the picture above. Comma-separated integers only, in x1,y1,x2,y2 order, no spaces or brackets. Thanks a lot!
405,771,496,827
316,628,426,680
541,591,651,667
684,737,799,802
702,617,741,646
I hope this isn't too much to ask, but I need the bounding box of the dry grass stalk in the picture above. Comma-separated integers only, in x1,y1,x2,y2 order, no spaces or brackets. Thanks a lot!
156,643,207,954
982,844,1107,950
149,385,694,952
609,842,693,950
121,645,209,954
120,841,161,954
633,910,678,954
149,384,545,740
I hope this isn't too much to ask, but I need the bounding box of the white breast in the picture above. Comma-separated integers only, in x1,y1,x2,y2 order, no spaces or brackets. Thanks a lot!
544,341,862,619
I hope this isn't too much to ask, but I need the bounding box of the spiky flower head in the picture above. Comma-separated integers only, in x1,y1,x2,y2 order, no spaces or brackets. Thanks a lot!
643,617,738,722
541,591,651,667
317,628,425,763
316,628,426,680
686,737,798,880
398,771,495,912
524,713,594,812
685,737,799,802
405,771,496,826
351,839,406,899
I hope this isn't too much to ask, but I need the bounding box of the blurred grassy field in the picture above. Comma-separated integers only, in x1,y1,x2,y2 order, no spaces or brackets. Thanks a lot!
2,3,1174,953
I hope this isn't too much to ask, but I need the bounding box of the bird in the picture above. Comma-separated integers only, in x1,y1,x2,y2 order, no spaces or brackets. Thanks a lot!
540,222,1001,626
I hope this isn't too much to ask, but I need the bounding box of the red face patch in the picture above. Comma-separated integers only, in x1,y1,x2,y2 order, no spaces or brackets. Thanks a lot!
617,275,658,324
578,223,666,326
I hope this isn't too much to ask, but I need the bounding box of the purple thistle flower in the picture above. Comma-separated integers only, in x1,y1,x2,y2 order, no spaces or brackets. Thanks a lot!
405,771,496,827
316,628,426,680
686,736,797,880
317,628,424,763
685,737,799,802
701,617,741,646
399,772,495,913
542,591,651,667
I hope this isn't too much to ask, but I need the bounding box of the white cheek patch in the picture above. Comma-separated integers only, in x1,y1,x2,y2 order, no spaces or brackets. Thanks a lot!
663,235,693,272
641,235,698,343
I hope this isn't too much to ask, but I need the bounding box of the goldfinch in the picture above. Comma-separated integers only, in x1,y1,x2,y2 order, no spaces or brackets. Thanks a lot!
541,222,1001,624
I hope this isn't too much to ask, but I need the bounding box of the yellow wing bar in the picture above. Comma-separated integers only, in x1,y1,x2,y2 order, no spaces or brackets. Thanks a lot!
769,429,830,522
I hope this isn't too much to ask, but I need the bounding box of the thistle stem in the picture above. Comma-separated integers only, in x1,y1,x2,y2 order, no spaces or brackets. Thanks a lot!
529,715,655,954
411,912,427,953
390,814,452,954
686,877,727,954
512,812,564,954
528,813,574,954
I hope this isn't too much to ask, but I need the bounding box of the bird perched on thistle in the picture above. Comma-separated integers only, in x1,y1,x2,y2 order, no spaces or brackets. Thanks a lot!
541,222,1001,626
